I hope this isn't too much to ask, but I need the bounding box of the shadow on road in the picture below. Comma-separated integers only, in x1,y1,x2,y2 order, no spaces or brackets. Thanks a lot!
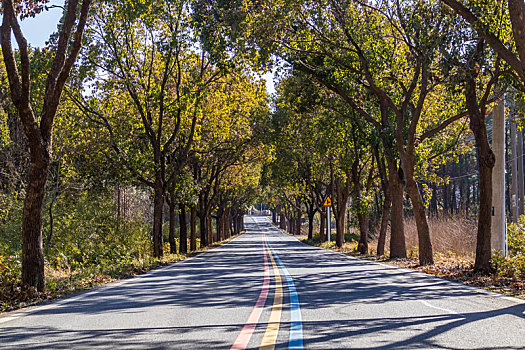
256,218,525,349
1,218,524,349
0,324,235,349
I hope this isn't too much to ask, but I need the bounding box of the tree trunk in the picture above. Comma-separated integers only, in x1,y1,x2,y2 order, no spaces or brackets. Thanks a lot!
334,175,350,248
179,204,188,254
199,213,207,248
335,207,345,247
319,210,326,242
279,212,286,229
406,177,434,265
224,207,231,238
296,205,302,235
357,211,369,254
233,214,239,235
152,175,164,258
351,158,368,254
207,212,213,244
388,157,407,259
377,192,391,256
168,199,177,254
475,150,494,272
216,213,222,242
221,208,228,239
307,211,315,240
467,77,495,273
190,206,197,251
116,182,121,235
1,0,92,293
22,158,50,291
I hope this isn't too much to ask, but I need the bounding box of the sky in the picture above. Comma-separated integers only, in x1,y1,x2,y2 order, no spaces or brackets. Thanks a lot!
15,5,63,47
10,6,276,95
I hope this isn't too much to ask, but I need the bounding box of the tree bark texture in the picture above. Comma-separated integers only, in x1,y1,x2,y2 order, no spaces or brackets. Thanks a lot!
207,212,213,244
307,211,315,240
190,206,197,251
296,206,302,235
179,204,187,254
168,199,177,254
406,177,434,265
352,158,368,254
387,157,407,259
376,193,391,256
279,212,286,229
152,177,164,258
21,159,49,291
199,213,207,248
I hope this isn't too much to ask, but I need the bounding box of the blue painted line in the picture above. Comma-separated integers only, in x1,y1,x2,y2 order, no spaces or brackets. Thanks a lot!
266,239,304,350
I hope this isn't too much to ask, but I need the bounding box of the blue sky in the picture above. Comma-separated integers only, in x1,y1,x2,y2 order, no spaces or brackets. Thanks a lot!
17,5,63,47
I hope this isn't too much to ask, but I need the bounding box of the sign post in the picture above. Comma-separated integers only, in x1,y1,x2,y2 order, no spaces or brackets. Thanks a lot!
323,197,332,243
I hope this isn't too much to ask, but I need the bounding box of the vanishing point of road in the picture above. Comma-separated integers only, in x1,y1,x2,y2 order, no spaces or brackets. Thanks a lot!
1,216,524,349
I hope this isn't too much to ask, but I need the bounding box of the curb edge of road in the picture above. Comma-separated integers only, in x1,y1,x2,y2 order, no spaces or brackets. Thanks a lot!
266,218,525,306
0,232,247,324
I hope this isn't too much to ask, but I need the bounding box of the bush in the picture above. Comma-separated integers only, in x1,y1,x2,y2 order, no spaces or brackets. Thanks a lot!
506,216,525,255
491,216,525,280
492,252,525,280
0,251,22,307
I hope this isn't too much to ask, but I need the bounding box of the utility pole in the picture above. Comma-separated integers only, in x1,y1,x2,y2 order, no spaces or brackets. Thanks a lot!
492,92,506,255
518,128,525,216
327,206,331,243
511,115,519,222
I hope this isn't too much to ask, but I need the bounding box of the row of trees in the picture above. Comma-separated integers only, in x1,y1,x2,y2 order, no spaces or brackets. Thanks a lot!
4,0,525,292
0,0,268,291
223,0,525,272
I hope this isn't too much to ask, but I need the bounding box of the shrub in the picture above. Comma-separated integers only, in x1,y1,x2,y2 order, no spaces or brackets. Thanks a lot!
491,215,525,280
506,216,525,255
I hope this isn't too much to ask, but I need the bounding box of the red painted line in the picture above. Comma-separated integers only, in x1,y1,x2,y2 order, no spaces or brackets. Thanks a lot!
230,234,270,350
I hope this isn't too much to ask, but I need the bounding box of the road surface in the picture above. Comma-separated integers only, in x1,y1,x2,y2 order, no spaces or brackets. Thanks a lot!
1,216,524,349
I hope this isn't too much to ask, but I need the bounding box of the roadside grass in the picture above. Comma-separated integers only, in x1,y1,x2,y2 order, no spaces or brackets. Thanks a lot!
0,234,243,314
298,216,525,300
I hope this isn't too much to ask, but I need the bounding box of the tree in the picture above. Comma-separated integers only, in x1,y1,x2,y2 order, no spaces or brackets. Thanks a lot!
190,71,267,245
75,0,223,257
440,0,520,273
0,0,92,290
441,0,523,82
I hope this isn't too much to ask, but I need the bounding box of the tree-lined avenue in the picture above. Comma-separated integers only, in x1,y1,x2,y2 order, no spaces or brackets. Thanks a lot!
1,216,524,349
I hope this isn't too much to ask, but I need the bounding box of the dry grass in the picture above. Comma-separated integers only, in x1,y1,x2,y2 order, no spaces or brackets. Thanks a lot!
372,216,477,258
301,216,525,300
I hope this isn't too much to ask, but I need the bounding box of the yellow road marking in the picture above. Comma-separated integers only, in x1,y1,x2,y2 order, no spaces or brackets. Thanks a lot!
259,239,283,350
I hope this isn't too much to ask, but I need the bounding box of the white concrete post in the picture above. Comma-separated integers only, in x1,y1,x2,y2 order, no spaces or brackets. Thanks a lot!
492,92,506,255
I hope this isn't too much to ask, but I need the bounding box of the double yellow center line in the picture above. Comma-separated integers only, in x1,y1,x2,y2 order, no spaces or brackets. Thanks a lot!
260,239,283,349
231,220,303,350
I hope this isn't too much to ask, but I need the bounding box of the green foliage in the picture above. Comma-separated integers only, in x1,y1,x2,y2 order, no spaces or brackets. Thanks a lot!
0,108,8,149
491,216,525,280
505,216,525,255
492,252,525,280
44,190,151,272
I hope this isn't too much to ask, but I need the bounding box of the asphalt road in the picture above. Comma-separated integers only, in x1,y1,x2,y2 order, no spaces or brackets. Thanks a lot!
1,216,525,349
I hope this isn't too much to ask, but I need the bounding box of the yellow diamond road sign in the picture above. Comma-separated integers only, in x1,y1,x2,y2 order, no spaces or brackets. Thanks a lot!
323,197,332,207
